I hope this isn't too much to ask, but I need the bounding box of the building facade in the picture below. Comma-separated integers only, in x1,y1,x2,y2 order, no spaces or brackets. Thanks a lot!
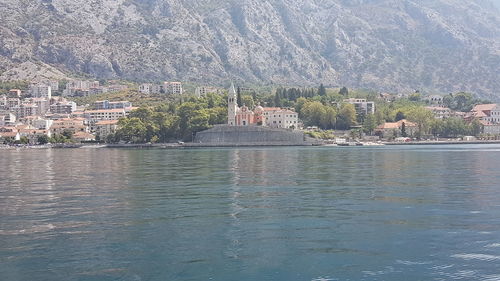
344,98,375,115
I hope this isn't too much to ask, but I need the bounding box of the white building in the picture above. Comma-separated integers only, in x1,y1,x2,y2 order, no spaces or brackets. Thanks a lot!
63,80,100,97
84,109,127,122
21,116,53,130
195,86,219,97
344,98,375,115
0,112,16,127
0,95,7,110
30,84,52,99
95,120,119,139
50,101,77,114
94,100,132,110
18,128,52,144
139,84,152,94
11,104,39,119
263,108,299,129
164,82,183,95
471,104,500,124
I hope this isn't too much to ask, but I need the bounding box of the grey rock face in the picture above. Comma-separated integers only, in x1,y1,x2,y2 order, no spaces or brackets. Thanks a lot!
0,0,499,98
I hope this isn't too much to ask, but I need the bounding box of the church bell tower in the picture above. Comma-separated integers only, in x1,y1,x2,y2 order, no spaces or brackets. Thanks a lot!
228,82,237,125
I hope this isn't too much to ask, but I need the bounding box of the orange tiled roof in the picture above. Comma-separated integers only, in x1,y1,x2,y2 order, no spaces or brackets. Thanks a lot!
472,104,497,113
377,119,417,130
0,132,18,138
95,120,120,125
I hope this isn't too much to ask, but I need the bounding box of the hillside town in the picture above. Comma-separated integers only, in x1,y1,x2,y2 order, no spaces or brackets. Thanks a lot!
0,79,499,146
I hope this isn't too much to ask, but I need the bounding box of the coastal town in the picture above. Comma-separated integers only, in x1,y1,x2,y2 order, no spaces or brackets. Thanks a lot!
0,78,499,147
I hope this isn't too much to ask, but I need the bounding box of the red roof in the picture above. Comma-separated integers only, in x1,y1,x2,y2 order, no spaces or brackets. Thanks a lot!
472,104,497,114
376,119,417,130
95,120,119,125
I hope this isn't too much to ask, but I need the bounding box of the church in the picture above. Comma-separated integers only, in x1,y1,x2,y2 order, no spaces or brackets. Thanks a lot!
227,83,300,129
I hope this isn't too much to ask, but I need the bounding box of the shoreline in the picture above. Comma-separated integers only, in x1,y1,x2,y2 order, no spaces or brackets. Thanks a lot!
3,140,500,150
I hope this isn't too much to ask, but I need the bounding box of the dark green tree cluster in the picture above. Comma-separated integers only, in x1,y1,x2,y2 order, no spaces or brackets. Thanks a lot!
442,92,490,112
49,130,74,144
2,136,29,145
273,87,320,105
108,93,227,143
0,81,29,95
299,100,357,130
430,118,482,138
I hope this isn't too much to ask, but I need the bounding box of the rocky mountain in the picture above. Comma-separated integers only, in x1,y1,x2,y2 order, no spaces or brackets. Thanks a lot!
0,0,499,98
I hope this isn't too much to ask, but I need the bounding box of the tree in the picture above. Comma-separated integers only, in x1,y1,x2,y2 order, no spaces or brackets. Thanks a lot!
19,136,29,144
237,86,242,107
469,119,482,136
318,84,327,96
320,106,337,130
339,86,349,97
37,135,50,145
301,101,326,127
274,91,282,107
116,117,148,143
406,107,434,139
62,129,74,141
295,97,308,116
363,114,377,135
395,111,406,122
336,104,357,130
241,95,255,109
401,121,407,137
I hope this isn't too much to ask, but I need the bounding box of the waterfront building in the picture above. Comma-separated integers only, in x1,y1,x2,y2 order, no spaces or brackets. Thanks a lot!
375,119,418,138
73,131,96,142
18,128,51,144
0,127,20,142
262,107,299,129
227,83,298,129
95,120,119,139
50,118,88,135
470,104,500,124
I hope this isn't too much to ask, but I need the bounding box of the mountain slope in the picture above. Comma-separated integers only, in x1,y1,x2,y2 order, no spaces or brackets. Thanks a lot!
0,0,499,98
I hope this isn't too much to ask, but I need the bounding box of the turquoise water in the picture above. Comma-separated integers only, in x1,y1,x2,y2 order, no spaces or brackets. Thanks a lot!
1,145,500,281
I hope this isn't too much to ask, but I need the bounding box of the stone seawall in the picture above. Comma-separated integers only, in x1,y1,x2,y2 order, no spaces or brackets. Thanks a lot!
193,125,309,146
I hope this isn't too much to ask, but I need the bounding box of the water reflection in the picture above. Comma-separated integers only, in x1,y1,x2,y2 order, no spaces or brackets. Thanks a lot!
1,146,500,280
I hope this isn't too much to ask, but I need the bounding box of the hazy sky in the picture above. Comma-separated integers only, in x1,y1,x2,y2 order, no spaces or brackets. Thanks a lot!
492,0,500,9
